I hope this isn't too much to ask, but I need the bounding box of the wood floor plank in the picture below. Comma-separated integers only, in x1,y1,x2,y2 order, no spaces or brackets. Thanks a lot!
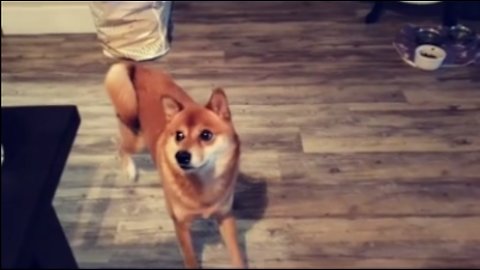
301,110,480,153
302,135,480,153
405,89,480,105
259,182,480,218
280,152,480,185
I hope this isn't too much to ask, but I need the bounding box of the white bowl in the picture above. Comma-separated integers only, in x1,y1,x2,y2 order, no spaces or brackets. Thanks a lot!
414,45,447,71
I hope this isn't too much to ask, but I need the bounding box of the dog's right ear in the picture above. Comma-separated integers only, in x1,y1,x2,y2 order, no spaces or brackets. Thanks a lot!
206,88,231,121
161,96,183,122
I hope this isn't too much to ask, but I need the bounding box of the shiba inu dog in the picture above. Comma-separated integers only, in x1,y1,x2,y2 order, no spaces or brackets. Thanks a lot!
104,62,245,268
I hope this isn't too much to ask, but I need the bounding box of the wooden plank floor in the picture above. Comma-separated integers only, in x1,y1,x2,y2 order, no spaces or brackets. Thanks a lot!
2,1,480,268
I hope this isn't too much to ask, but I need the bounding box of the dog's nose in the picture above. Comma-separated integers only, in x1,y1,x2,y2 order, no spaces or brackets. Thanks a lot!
175,151,191,166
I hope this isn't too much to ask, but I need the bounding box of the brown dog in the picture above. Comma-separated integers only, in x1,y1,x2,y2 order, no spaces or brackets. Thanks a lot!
104,62,245,268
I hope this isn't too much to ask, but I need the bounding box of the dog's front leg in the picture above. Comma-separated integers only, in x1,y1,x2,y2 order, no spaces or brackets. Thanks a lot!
217,213,246,268
173,219,199,269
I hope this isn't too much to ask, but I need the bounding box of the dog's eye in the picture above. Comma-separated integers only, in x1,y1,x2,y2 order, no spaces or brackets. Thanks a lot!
175,131,185,142
199,130,213,141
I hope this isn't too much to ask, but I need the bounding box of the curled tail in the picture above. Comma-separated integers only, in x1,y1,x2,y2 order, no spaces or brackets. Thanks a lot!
105,62,140,133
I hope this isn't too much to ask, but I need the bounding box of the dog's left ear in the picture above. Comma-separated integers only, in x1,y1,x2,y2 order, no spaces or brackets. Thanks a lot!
161,95,183,122
206,88,231,121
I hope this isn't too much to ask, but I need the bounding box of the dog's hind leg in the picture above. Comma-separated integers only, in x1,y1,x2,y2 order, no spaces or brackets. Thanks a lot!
105,62,144,182
115,121,144,182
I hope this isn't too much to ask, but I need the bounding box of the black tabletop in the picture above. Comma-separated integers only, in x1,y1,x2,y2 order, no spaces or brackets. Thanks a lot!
1,105,81,269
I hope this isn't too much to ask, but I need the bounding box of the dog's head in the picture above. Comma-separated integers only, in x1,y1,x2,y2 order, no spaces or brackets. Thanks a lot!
160,88,239,174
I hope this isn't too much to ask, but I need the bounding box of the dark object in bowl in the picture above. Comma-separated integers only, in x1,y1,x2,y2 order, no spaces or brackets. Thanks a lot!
420,51,438,59
448,25,476,46
415,27,446,46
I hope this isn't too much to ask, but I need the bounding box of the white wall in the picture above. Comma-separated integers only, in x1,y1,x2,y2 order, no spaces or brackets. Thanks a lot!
1,1,96,35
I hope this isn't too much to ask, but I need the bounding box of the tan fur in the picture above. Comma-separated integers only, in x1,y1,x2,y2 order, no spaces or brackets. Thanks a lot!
105,62,245,268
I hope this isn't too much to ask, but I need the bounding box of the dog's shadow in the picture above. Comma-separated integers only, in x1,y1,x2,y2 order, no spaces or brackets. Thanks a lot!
190,172,269,268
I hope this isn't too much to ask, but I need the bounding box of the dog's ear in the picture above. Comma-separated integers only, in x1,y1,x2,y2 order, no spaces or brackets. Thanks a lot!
161,96,183,122
206,88,231,121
